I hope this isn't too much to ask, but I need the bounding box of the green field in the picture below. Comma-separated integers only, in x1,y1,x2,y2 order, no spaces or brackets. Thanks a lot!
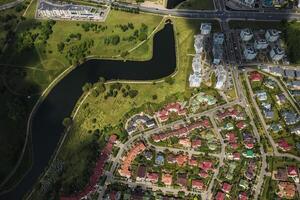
177,0,215,10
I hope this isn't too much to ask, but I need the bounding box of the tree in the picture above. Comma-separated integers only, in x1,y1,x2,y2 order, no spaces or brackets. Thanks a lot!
62,117,72,128
128,89,138,98
165,76,175,85
138,32,147,41
57,42,65,53
152,94,157,100
82,82,92,92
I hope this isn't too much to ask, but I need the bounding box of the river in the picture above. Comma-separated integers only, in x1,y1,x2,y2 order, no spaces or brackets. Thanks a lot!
0,22,176,199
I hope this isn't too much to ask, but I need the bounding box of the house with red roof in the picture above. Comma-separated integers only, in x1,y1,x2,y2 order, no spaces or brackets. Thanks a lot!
136,165,146,181
199,161,213,172
236,121,247,130
239,192,248,200
146,172,159,183
287,166,298,178
189,157,198,166
176,154,188,166
249,71,263,82
277,139,292,152
179,138,191,148
162,173,172,186
222,182,232,193
199,170,209,178
177,173,187,187
156,102,187,122
226,132,237,143
215,191,225,200
192,179,205,190
277,181,296,199
244,142,254,149
191,139,202,148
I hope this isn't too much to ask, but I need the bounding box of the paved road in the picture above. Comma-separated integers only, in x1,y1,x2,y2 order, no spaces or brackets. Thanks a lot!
0,0,24,11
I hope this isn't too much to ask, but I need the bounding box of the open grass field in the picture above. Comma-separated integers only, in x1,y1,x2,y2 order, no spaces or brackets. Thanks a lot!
27,18,222,198
177,0,215,10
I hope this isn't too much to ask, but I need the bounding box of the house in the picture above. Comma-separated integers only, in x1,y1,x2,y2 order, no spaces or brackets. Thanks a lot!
264,78,276,89
277,181,296,199
161,173,172,186
274,168,288,181
136,165,146,181
243,149,255,158
217,108,244,121
215,191,225,200
119,142,146,178
156,102,187,122
239,192,248,200
236,121,247,130
287,80,300,90
265,29,281,42
275,93,286,105
244,46,257,60
189,156,198,166
249,71,263,82
296,70,300,80
270,46,285,61
199,170,209,178
191,139,202,148
263,108,274,119
244,160,257,180
199,161,213,171
179,138,191,148
176,154,188,166
177,173,187,187
155,154,165,165
144,150,153,160
125,113,157,135
256,91,268,101
291,125,300,136
270,123,282,133
146,172,159,183
240,28,253,42
287,166,299,178
192,179,205,190
284,69,296,79
282,111,300,125
239,179,249,190
200,23,212,35
277,139,292,152
167,153,176,164
269,66,284,76
224,122,234,131
221,182,232,193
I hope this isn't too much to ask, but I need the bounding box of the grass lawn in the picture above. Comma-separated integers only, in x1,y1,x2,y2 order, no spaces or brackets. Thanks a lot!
177,0,215,10
29,17,222,198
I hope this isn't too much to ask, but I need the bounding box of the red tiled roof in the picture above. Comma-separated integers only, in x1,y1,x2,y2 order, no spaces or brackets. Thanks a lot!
249,71,263,82
176,154,188,166
215,192,225,200
287,166,298,177
239,192,248,200
191,139,202,148
236,121,247,130
199,161,213,171
192,179,205,190
222,182,232,193
156,102,187,121
162,173,172,186
147,172,159,182
277,139,292,151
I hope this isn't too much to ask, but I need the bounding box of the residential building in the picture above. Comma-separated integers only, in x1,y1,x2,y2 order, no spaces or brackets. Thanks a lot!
287,81,300,90
282,111,300,125
215,192,225,200
276,181,296,199
192,179,205,190
270,46,285,61
269,66,284,76
194,35,204,54
213,33,224,64
239,0,255,7
265,29,281,42
296,70,300,80
136,165,146,181
155,154,165,165
291,125,300,136
254,38,268,50
240,28,253,42
215,65,227,90
239,179,249,190
256,91,268,101
277,138,292,151
249,71,263,82
244,46,257,60
177,173,187,187
200,23,212,35
192,56,202,73
189,73,202,88
156,102,187,122
221,182,232,193
125,113,156,135
284,69,296,79
146,172,159,183
275,93,286,105
162,173,172,186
